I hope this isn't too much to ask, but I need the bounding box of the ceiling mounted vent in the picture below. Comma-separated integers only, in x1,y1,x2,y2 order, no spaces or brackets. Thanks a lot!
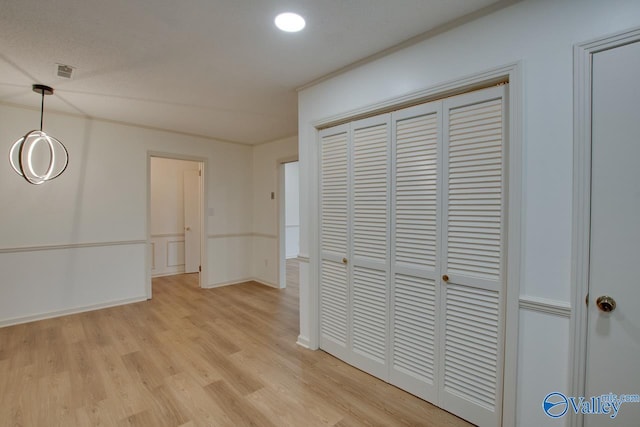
56,63,74,79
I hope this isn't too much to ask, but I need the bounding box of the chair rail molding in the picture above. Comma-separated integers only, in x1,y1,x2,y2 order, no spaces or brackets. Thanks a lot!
0,240,146,254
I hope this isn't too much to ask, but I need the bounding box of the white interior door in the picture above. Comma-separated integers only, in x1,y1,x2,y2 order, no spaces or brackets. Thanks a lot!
585,40,640,426
183,169,201,274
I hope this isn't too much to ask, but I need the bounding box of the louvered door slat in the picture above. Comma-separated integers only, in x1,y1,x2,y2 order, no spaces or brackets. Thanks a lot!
319,126,350,359
395,112,439,269
440,86,505,427
447,97,503,281
392,274,436,381
353,122,388,262
321,130,348,256
444,286,499,408
349,116,390,378
389,103,441,402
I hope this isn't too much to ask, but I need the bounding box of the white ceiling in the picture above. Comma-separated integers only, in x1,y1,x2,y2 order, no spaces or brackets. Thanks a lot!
0,0,509,145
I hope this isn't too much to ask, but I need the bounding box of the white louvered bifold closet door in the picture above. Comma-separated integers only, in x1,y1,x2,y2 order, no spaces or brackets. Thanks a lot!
319,124,351,361
349,115,391,378
317,85,508,427
439,85,506,427
389,101,442,402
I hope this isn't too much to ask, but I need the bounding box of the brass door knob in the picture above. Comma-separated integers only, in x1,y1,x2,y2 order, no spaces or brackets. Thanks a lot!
442,274,449,283
596,295,616,313
185,226,191,231
342,258,348,264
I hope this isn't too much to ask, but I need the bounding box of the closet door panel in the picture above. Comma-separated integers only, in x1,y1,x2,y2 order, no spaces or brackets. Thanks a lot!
319,125,351,360
440,86,506,427
389,103,441,401
349,115,390,378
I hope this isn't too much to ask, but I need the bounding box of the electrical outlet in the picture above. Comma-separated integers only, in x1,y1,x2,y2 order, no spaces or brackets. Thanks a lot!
264,259,268,267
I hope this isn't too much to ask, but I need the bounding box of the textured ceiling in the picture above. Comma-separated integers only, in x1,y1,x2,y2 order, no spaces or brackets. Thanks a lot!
0,0,508,144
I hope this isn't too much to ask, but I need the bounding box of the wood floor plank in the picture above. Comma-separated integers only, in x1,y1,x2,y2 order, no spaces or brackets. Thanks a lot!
0,364,35,426
121,351,166,391
148,384,191,427
60,315,88,346
68,341,108,407
153,328,225,387
35,371,75,427
194,337,264,396
203,380,277,427
81,310,114,347
7,324,37,370
91,345,149,420
0,259,472,427
101,312,143,356
33,326,69,377
117,409,162,427
246,386,337,427
189,320,241,355
162,372,233,427
230,349,344,425
75,399,120,427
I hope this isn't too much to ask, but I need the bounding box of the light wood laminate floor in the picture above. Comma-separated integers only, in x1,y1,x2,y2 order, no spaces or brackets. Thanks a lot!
0,260,472,427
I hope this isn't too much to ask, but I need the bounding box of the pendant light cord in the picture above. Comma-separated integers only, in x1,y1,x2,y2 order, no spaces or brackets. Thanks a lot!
40,89,44,131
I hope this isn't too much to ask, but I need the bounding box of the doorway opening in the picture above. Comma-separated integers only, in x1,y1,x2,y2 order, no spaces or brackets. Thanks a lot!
147,154,206,297
278,160,300,289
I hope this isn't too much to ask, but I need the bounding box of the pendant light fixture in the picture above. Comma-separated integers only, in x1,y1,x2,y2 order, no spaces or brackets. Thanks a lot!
9,84,69,185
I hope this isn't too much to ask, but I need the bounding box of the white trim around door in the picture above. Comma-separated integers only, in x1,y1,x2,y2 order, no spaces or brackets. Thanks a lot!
147,152,208,298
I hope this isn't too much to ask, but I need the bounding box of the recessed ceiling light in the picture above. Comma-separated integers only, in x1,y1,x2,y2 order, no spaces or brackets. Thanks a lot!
275,12,305,32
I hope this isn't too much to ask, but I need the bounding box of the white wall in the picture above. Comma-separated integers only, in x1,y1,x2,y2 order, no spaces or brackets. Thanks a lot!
297,0,640,425
251,136,298,286
0,103,253,325
285,161,300,259
150,157,200,277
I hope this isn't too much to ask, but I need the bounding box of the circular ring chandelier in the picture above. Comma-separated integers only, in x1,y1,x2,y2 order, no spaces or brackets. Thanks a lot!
9,84,69,185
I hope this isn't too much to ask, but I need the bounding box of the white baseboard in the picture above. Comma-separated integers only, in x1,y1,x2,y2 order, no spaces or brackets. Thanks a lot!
0,296,148,328
251,278,279,288
205,278,251,288
205,277,279,289
297,335,311,349
151,269,186,278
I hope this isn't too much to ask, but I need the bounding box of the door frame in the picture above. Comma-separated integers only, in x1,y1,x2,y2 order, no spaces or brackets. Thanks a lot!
278,156,299,289
570,26,640,427
310,62,523,425
146,151,208,297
